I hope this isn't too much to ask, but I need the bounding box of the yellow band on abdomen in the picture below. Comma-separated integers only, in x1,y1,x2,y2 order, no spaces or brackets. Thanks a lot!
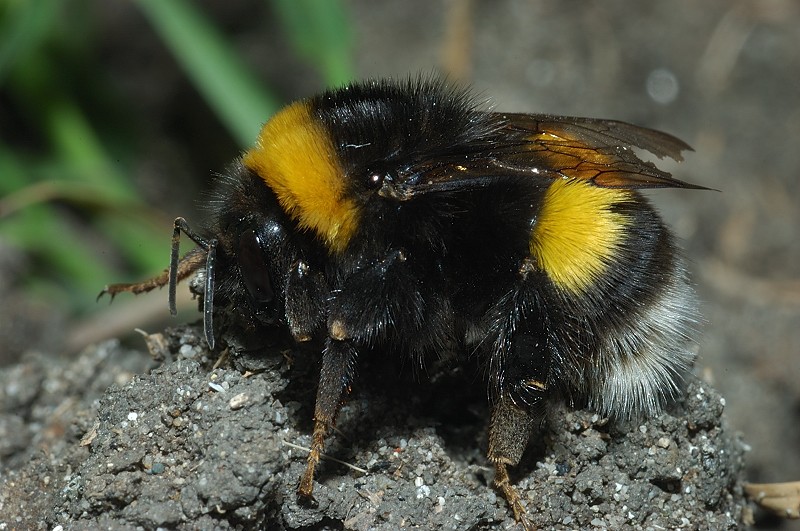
530,179,631,293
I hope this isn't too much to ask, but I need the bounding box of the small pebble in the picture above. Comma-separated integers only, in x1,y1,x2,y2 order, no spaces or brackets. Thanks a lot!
229,392,249,410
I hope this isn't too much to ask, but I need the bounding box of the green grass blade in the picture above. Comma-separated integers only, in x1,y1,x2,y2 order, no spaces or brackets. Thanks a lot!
271,0,354,86
0,0,61,81
137,0,280,146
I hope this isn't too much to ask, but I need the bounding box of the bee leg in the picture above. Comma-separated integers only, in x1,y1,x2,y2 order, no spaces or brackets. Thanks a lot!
326,248,425,343
299,248,427,500
488,395,538,530
97,246,206,300
298,336,359,501
486,280,551,529
284,259,327,342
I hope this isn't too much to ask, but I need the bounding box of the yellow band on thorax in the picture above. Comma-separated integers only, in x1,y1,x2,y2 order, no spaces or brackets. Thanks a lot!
242,101,358,254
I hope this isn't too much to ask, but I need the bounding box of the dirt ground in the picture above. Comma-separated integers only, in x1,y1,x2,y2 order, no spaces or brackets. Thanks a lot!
2,1,800,529
0,323,747,529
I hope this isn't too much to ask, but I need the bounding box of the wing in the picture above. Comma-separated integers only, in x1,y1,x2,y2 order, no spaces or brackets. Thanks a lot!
381,112,704,200
494,112,698,188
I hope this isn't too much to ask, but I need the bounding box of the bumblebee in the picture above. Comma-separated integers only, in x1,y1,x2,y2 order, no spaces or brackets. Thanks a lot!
102,77,702,528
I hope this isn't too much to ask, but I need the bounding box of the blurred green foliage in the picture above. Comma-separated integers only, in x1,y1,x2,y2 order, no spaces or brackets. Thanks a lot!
0,0,354,314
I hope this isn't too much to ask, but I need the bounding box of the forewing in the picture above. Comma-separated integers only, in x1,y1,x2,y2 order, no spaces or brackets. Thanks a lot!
493,112,697,189
386,112,702,200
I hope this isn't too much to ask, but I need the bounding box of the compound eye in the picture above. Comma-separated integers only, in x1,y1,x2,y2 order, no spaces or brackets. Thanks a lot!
237,229,274,304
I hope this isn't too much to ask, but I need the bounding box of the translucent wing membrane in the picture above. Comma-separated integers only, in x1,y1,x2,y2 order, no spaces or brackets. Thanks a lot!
385,112,703,199
495,112,699,189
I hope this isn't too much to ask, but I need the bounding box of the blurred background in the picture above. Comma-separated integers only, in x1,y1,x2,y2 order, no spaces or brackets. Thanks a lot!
1,1,798,526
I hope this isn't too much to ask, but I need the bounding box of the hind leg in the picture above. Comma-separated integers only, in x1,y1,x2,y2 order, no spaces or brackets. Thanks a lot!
485,277,554,529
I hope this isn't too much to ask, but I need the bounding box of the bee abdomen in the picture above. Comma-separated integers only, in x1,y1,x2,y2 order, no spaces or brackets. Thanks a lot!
529,179,699,418
586,255,699,418
563,208,699,419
